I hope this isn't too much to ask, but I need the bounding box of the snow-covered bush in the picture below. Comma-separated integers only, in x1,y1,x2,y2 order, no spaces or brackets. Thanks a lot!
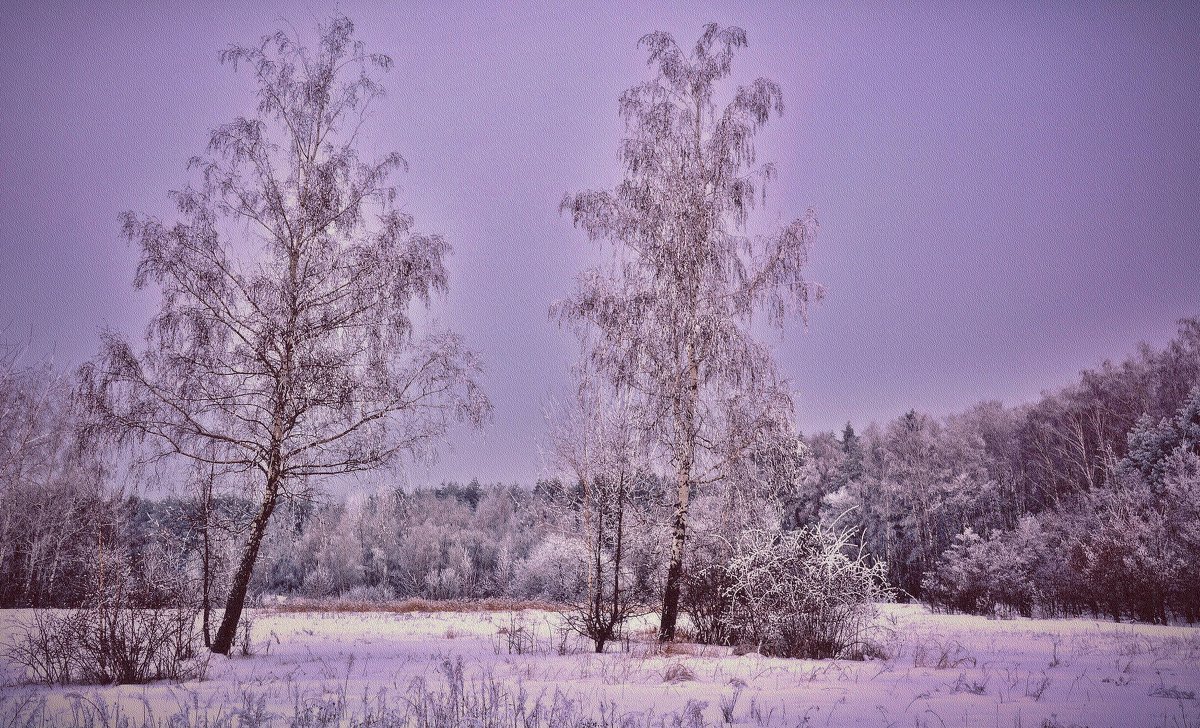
724,524,891,659
682,493,781,645
682,557,734,645
509,534,588,602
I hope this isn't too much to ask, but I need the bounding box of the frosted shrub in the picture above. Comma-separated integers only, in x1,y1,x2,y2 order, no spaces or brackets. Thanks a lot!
509,535,588,602
301,565,338,598
682,494,782,646
724,525,891,659
340,584,396,603
683,560,735,645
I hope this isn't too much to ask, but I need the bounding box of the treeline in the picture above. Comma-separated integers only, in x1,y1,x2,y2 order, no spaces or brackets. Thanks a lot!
0,357,108,607
790,318,1200,623
254,481,578,601
2,319,1198,623
0,473,656,608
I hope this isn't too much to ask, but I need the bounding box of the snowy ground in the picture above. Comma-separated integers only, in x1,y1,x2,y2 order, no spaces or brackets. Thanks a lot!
1,603,1198,727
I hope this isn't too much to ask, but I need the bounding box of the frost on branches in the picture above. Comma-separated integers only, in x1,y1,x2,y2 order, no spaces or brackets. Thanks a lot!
80,14,490,654
724,523,892,659
558,23,821,642
545,365,657,652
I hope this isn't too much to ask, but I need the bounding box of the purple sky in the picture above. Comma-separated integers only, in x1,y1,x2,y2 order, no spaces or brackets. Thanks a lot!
2,1,1198,486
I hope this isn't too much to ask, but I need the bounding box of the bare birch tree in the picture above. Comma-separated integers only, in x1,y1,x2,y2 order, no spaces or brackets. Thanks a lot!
81,14,490,654
558,24,822,641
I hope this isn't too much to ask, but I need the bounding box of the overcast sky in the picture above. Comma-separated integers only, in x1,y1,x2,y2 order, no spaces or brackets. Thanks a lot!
2,1,1198,487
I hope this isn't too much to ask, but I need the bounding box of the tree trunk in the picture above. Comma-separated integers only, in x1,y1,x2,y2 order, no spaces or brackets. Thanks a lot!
610,471,625,643
660,421,696,641
593,504,604,631
658,483,689,642
659,345,699,642
210,473,279,655
201,502,212,648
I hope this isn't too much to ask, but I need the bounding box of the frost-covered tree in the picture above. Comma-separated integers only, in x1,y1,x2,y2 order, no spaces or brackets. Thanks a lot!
0,351,109,608
1124,386,1200,492
783,430,846,529
546,365,652,651
82,15,490,654
558,24,821,641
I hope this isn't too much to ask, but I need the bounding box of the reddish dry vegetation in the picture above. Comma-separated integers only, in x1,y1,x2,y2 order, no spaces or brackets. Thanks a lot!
265,597,562,615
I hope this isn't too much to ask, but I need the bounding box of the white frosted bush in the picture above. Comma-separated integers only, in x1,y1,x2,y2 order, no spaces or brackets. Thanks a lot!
724,524,891,659
509,535,588,602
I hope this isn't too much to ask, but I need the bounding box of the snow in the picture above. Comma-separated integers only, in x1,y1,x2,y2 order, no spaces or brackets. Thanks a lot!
2,604,1198,726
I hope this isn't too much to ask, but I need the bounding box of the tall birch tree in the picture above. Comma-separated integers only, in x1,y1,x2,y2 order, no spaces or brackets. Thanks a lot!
82,15,490,654
557,24,822,641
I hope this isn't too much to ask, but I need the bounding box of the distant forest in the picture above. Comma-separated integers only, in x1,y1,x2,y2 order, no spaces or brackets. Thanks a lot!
2,318,1198,626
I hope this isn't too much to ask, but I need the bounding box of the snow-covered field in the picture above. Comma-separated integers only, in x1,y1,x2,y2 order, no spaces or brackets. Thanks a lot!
2,604,1198,727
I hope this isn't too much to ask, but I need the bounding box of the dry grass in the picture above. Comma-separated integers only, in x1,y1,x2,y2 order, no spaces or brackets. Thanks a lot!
643,641,727,658
662,661,697,683
265,597,563,615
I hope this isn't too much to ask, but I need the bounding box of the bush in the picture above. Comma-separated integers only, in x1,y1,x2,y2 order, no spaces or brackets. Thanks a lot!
6,601,205,685
723,524,891,659
682,562,735,645
682,493,782,646
3,554,205,685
